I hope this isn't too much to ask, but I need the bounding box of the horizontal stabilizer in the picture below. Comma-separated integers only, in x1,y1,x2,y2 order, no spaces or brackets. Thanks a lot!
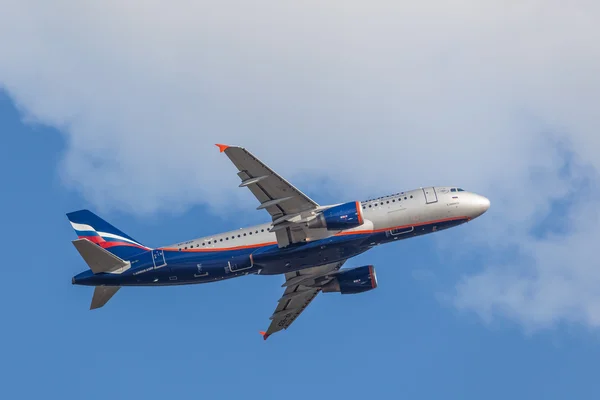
72,238,130,274
91,286,120,310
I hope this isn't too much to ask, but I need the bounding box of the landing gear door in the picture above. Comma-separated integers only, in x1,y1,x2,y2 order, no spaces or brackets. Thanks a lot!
423,187,438,204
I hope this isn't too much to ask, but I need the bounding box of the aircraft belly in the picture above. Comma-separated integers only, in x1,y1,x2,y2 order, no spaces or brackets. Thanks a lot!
108,250,255,286
255,236,368,275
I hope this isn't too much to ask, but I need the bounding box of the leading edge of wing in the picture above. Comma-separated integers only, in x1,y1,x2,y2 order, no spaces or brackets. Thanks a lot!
214,143,319,210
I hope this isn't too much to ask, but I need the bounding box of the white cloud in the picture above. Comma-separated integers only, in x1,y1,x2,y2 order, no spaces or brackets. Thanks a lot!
454,154,600,330
1,1,599,329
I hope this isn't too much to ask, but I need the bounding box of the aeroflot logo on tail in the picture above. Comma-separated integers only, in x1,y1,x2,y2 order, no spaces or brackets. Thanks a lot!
70,222,149,249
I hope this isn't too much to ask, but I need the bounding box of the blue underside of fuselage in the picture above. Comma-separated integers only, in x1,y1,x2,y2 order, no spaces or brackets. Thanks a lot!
72,218,468,287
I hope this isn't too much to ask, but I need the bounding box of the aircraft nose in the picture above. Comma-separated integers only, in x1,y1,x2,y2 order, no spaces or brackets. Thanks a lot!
469,194,490,219
479,195,491,212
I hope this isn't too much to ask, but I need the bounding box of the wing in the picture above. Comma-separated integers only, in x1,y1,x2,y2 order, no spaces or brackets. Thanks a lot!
216,144,320,247
260,261,346,340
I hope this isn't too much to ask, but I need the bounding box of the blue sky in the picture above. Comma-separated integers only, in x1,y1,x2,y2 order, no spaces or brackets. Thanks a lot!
2,2,600,398
2,90,600,400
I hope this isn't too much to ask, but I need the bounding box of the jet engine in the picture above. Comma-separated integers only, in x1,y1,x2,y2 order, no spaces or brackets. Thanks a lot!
307,201,364,231
322,265,378,294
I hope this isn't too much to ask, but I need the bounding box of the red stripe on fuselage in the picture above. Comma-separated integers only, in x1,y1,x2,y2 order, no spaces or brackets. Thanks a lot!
163,216,470,253
336,215,470,236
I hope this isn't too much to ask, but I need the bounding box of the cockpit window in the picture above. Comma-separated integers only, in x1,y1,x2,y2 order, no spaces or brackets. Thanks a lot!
457,188,465,192
451,188,456,192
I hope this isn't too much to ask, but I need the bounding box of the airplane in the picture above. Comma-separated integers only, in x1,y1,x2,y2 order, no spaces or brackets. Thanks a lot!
69,144,490,340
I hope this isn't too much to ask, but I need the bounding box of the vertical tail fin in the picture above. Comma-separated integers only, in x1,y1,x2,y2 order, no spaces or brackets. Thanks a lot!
66,209,150,259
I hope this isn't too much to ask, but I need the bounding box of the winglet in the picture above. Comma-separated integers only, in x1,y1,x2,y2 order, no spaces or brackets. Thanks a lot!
215,143,230,153
259,331,270,341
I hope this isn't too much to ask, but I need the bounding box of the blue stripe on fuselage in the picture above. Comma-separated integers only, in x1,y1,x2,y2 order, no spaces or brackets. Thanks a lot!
72,217,469,287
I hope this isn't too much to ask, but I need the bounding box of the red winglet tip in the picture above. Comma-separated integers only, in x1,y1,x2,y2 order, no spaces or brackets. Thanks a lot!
215,144,229,153
259,331,270,340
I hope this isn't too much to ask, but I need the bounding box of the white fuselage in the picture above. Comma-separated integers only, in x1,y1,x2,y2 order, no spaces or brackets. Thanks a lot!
164,186,489,253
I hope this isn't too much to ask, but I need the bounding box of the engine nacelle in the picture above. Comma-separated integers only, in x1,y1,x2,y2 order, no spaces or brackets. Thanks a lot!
307,201,364,231
322,265,378,294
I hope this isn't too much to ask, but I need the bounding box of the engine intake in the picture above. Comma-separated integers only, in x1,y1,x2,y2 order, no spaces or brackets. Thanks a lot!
307,201,364,231
322,265,378,294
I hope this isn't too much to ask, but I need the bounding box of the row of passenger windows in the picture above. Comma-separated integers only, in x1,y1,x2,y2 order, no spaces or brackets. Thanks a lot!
362,194,413,209
363,192,406,202
179,228,267,250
